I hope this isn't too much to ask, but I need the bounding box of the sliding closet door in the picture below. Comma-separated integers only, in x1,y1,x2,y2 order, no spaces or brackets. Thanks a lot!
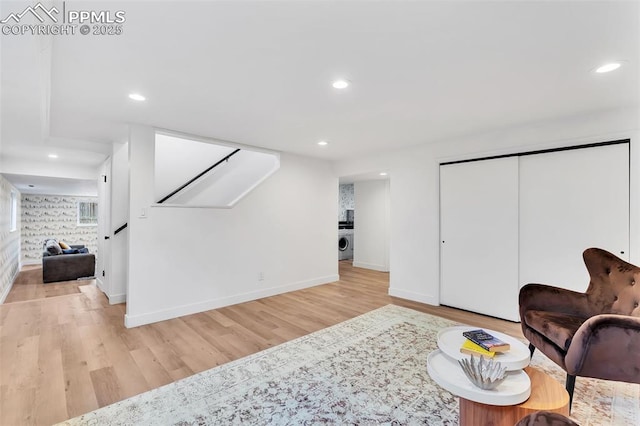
440,157,520,321
519,143,629,293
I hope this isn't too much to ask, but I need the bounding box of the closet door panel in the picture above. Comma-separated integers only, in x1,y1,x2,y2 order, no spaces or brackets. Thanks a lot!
519,143,629,293
440,157,520,321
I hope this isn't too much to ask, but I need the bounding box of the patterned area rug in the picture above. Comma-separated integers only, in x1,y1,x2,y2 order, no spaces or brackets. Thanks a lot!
58,305,638,425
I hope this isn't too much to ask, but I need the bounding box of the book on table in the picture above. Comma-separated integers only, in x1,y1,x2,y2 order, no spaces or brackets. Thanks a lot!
459,339,496,357
462,329,510,353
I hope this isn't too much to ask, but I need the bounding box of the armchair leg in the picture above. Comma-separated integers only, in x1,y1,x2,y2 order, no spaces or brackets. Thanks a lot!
528,343,536,358
566,374,576,412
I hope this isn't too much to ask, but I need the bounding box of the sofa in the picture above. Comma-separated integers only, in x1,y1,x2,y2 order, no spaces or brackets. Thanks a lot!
42,239,96,283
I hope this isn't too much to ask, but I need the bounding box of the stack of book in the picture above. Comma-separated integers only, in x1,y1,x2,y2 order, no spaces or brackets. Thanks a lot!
459,329,510,357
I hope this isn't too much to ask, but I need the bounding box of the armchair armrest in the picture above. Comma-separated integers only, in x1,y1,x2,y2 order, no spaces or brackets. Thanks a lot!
565,314,640,384
519,283,592,319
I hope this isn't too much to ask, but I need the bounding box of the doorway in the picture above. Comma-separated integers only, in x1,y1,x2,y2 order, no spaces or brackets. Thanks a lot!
338,184,355,264
338,179,390,272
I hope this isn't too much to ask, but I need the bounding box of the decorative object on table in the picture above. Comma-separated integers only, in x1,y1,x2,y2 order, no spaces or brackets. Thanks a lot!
519,247,640,410
460,339,496,358
462,329,511,352
458,355,508,390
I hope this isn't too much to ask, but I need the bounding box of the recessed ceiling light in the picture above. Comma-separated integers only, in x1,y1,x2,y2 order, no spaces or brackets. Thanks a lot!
379,172,388,176
332,80,350,89
317,141,328,146
595,62,622,73
128,93,146,101
48,153,58,158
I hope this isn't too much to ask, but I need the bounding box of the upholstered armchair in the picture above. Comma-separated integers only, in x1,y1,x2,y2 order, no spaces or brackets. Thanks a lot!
519,248,640,409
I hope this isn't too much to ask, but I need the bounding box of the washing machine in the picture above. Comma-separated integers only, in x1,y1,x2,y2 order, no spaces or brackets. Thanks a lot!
338,230,354,260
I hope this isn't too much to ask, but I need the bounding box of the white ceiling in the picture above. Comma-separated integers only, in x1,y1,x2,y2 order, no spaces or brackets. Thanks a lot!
1,1,639,193
3,173,97,196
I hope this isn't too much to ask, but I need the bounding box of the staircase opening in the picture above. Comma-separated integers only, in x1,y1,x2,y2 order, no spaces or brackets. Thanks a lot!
154,132,280,207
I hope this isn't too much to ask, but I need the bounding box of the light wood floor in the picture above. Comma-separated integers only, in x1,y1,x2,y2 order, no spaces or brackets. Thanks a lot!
0,261,523,425
4,265,91,304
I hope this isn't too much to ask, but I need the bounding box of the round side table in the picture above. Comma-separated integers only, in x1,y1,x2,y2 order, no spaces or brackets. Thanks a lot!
427,326,570,426
459,366,570,426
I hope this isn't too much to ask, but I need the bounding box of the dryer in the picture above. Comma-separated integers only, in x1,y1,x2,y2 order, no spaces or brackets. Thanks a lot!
338,230,354,260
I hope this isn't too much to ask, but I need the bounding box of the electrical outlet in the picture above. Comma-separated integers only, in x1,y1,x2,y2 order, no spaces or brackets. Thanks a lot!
258,272,265,281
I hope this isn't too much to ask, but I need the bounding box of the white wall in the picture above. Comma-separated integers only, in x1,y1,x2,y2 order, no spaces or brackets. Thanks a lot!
125,125,338,327
0,175,20,303
353,180,390,272
336,106,640,306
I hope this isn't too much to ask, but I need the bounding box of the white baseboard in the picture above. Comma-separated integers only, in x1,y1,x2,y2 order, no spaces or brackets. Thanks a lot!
124,274,339,328
1,267,21,304
108,293,126,305
388,287,439,306
352,261,389,272
95,279,125,305
96,277,105,292
0,279,14,304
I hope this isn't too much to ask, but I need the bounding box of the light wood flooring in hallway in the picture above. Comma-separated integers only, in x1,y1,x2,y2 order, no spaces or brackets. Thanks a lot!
0,261,523,425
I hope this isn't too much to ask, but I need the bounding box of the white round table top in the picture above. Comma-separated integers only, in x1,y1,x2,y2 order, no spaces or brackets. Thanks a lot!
437,326,530,371
427,349,531,406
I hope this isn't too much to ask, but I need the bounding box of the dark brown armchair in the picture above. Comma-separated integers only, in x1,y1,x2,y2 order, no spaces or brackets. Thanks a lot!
515,411,578,426
519,248,640,409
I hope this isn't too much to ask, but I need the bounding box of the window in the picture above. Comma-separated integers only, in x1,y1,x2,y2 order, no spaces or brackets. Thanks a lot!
9,190,17,232
77,201,98,226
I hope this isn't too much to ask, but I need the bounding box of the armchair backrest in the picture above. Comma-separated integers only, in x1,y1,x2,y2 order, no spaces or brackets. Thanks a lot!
583,248,640,317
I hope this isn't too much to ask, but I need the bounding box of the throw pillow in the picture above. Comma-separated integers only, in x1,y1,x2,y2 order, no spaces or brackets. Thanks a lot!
45,239,62,255
59,241,70,249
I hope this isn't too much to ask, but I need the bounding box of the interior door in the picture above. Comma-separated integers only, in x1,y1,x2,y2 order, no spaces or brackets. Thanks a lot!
97,158,112,295
440,157,520,321
519,143,630,292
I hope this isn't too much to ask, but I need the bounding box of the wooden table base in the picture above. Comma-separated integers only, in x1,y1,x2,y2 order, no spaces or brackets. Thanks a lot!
459,367,570,426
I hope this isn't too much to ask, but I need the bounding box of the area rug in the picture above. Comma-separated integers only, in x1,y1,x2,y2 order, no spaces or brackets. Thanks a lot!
58,305,638,425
